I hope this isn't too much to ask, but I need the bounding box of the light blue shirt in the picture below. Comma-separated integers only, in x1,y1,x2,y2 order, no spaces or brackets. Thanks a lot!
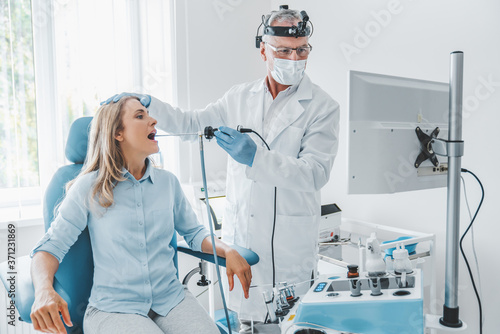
31,160,211,317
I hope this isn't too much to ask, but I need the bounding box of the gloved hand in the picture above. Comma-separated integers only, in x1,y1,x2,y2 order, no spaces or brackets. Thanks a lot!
100,92,151,108
215,126,257,167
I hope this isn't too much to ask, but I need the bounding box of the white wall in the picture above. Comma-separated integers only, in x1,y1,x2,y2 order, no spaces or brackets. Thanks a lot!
264,0,497,332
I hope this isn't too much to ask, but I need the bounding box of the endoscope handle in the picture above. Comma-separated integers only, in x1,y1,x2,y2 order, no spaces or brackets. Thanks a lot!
237,125,253,133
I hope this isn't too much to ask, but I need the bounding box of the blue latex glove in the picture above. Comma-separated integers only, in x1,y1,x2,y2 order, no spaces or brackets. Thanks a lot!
100,92,151,108
215,126,257,167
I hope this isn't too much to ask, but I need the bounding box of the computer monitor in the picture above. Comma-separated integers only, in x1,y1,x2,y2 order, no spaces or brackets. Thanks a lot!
348,70,449,194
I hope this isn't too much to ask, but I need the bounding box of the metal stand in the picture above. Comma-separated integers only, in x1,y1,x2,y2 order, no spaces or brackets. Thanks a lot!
439,51,465,328
412,52,467,331
199,135,233,334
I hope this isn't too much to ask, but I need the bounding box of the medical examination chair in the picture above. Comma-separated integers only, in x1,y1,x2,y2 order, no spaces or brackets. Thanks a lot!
0,116,258,333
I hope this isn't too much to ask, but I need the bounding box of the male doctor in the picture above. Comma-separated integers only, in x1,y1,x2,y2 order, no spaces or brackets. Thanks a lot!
107,6,339,332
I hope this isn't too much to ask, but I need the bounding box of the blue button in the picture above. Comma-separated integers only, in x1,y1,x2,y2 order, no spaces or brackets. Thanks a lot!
314,282,327,292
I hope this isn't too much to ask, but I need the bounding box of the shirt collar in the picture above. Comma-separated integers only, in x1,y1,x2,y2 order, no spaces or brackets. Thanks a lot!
263,76,301,97
122,159,155,184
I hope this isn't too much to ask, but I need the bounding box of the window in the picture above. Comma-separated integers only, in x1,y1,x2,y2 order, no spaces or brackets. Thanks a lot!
0,0,39,222
1,0,174,224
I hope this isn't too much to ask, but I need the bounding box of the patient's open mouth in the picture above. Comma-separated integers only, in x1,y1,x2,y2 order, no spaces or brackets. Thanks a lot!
148,131,156,140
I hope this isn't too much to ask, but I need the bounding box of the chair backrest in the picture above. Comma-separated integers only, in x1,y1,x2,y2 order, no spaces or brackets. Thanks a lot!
43,117,94,330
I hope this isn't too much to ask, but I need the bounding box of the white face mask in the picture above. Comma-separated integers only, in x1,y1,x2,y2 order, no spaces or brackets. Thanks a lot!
270,58,307,86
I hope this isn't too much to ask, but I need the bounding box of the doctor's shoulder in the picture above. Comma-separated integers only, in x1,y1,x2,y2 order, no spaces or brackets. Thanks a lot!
309,83,340,115
224,78,263,97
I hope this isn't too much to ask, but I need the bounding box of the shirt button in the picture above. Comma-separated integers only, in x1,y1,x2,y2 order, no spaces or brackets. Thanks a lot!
137,203,142,207
145,280,149,285
135,183,139,187
146,299,150,303
140,243,144,248
250,214,254,218
139,221,143,225
143,263,147,267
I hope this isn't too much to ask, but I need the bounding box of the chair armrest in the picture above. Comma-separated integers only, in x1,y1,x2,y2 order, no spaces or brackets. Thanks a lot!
177,240,259,267
0,256,75,325
1,256,35,323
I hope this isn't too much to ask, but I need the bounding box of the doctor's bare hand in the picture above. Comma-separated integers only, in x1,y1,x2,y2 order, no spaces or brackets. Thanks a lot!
31,287,72,334
225,248,252,299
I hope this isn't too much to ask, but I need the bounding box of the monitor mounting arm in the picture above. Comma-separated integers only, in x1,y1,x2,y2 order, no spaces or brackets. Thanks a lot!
414,127,464,167
414,127,441,168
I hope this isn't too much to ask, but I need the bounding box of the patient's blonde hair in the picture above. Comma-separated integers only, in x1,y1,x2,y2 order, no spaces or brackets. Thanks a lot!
68,96,138,208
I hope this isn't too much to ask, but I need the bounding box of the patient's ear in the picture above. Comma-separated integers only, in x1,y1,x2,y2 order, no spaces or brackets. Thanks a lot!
115,130,124,142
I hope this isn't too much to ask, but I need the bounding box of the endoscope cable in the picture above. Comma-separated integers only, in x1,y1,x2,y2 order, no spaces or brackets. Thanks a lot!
460,175,483,305
460,168,484,334
237,127,277,289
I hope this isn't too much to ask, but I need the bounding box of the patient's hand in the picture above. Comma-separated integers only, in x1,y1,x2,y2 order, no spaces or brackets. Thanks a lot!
225,248,252,299
31,288,72,334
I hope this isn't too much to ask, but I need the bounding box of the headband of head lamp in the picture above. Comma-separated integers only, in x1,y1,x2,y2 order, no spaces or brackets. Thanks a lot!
255,5,313,48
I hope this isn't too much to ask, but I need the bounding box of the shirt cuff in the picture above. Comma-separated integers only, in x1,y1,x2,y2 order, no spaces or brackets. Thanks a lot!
188,229,212,252
30,233,64,263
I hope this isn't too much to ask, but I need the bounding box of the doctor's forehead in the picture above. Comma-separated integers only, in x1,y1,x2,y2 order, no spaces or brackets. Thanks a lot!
271,35,309,48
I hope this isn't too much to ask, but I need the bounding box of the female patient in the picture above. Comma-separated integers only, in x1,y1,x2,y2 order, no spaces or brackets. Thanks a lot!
30,96,252,334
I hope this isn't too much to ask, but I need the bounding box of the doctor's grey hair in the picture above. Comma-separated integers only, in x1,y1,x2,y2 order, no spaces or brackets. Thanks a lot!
261,9,302,44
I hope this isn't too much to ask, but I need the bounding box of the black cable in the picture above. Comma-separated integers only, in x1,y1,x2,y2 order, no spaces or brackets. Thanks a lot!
271,187,277,288
249,130,268,150
249,130,278,289
460,168,484,334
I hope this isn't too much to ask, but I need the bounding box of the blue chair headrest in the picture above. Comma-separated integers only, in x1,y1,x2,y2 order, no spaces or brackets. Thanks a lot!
65,117,92,164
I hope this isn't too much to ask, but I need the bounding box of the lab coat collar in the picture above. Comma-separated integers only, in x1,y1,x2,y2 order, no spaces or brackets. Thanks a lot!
264,74,313,145
250,74,311,96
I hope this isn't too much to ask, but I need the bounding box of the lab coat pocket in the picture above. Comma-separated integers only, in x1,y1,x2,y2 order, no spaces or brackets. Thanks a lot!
277,126,304,157
274,214,318,282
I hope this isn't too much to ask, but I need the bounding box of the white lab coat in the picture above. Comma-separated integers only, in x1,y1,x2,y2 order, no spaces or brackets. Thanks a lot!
148,74,339,321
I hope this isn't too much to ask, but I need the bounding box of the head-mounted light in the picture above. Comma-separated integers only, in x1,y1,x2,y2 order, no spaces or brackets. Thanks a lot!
255,5,313,48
